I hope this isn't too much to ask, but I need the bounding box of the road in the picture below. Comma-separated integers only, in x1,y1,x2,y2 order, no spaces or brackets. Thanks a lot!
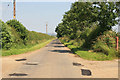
2,39,118,78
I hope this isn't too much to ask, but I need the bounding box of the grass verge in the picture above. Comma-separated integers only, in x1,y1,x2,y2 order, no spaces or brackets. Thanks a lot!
60,39,115,61
75,51,113,61
2,39,55,56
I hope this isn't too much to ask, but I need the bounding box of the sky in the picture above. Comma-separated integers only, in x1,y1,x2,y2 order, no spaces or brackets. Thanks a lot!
1,0,119,34
1,2,72,34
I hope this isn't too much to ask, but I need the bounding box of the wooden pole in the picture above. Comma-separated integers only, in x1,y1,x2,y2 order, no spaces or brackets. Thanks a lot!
46,23,47,34
116,36,119,51
13,0,16,19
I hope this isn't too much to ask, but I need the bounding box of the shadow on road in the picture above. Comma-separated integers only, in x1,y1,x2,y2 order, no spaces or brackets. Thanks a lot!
24,62,38,65
54,46,65,48
52,43,62,44
49,50,73,53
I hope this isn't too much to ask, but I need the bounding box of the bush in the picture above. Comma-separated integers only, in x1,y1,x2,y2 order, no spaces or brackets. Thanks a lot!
6,20,28,42
0,19,54,50
75,39,85,47
0,20,14,49
81,25,102,48
93,41,117,57
73,42,79,46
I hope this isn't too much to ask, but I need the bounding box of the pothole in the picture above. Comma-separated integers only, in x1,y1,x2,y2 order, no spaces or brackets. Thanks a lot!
15,58,27,61
73,62,84,66
9,73,28,76
81,69,92,76
24,62,39,65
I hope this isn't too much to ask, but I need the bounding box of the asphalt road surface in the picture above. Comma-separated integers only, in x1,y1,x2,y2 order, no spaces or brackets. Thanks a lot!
2,39,118,78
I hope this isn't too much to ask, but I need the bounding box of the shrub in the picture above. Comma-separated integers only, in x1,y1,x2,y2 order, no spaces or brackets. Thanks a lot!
73,41,79,46
63,35,70,42
93,41,117,57
69,40,74,44
0,20,14,49
75,39,85,47
0,19,54,50
6,20,28,43
82,26,103,48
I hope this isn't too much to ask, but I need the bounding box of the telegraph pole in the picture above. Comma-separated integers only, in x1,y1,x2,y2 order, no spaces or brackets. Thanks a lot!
46,23,48,34
13,0,16,19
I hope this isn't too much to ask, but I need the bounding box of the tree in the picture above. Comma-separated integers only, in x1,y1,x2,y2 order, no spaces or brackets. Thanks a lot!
97,2,118,31
56,2,94,39
56,2,119,38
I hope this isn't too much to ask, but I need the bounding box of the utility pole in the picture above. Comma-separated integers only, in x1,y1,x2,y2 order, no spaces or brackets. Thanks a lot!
46,23,48,34
13,0,16,19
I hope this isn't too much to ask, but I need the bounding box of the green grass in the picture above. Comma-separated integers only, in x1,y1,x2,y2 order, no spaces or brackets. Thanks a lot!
60,39,115,61
75,51,113,61
2,39,54,56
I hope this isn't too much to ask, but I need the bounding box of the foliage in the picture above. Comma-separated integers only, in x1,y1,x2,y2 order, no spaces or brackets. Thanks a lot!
93,41,117,57
56,2,119,59
1,19,54,51
60,38,113,61
6,19,28,44
27,31,54,45
2,39,53,56
0,20,14,49
55,2,119,39
92,30,117,56
117,32,120,57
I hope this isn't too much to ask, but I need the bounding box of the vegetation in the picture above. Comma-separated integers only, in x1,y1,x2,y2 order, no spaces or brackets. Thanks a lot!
2,39,53,56
56,2,120,60
1,19,54,56
118,32,120,56
0,20,14,49
60,36,116,61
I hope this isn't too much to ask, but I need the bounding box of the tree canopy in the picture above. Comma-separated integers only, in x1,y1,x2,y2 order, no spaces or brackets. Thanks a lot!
55,2,119,39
